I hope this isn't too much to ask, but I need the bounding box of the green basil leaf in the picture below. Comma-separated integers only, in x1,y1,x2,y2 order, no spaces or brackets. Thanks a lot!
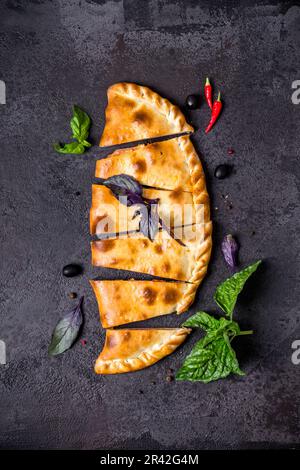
214,260,262,317
54,141,85,154
176,333,244,383
81,139,92,148
70,105,91,144
48,297,83,356
182,311,221,330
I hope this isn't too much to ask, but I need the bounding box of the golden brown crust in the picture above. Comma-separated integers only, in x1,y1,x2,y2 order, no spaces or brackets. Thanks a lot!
96,138,193,191
90,184,196,236
90,279,186,328
91,225,205,281
177,221,212,313
94,328,191,374
94,83,212,317
175,136,212,313
92,136,212,313
90,184,138,235
99,83,193,147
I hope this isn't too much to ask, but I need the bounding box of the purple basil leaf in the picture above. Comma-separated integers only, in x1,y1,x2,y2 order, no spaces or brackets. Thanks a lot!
97,173,186,246
148,202,160,241
138,200,160,241
101,174,143,197
48,297,84,356
125,192,145,207
221,234,239,269
139,205,151,239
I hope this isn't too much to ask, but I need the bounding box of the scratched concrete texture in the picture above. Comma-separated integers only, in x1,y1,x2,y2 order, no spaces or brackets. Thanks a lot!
0,0,300,449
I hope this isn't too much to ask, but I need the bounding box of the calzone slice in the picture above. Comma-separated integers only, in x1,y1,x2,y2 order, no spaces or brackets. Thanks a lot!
99,83,193,147
90,184,196,236
95,136,211,225
96,136,194,191
90,280,186,328
94,328,191,374
91,223,212,313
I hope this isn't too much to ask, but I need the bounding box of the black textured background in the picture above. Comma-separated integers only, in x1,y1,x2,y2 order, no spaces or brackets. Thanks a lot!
1,0,300,450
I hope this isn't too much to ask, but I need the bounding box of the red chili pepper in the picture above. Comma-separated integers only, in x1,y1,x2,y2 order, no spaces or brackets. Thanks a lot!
205,92,222,133
204,77,213,110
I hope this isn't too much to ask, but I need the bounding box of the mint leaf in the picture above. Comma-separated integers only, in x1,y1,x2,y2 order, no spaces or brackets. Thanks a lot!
214,260,262,317
176,261,262,383
176,332,244,383
81,139,92,148
177,312,248,382
182,311,220,330
183,312,241,337
70,105,91,146
54,141,85,154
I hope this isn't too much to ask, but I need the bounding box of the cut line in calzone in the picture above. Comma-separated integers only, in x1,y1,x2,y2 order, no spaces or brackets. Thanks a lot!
91,223,212,314
99,83,193,147
96,136,195,192
92,134,212,314
95,136,211,226
90,184,196,236
90,280,187,328
94,328,191,374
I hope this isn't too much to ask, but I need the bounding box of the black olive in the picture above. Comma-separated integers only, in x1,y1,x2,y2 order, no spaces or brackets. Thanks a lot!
186,94,199,110
214,164,231,179
62,264,82,277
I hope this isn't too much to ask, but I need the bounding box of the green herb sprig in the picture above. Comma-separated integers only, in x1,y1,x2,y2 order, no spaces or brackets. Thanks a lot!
54,105,92,154
176,260,261,383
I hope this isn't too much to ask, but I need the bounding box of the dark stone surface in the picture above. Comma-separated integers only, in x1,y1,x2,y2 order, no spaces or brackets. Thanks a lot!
0,0,300,450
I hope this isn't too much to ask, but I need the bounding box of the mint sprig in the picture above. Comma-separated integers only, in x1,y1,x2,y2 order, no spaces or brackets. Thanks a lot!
176,261,261,383
54,105,92,154
214,260,261,319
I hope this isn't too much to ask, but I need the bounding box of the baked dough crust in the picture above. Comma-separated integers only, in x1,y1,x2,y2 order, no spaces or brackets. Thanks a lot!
91,223,211,282
90,279,186,328
96,137,193,191
94,328,191,374
175,136,212,313
90,184,196,236
99,83,193,147
93,136,212,313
